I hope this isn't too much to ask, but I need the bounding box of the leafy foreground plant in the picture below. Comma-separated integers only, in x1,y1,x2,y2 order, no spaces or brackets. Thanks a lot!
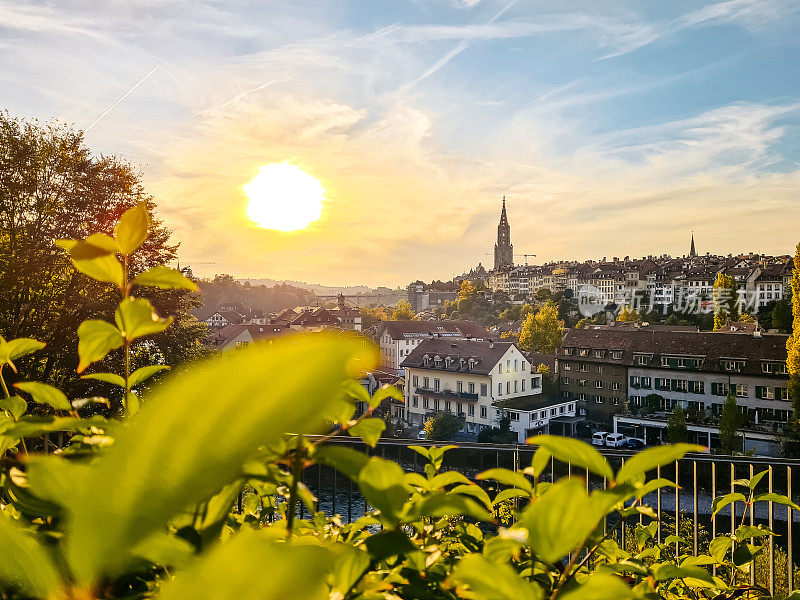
1,207,799,600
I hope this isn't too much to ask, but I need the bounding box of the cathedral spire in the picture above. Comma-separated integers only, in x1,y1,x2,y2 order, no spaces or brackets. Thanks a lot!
690,231,696,257
494,196,513,271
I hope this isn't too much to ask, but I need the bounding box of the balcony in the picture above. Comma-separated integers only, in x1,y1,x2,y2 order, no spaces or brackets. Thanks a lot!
415,386,480,402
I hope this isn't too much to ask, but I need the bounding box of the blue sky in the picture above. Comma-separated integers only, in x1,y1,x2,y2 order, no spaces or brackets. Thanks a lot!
2,0,799,286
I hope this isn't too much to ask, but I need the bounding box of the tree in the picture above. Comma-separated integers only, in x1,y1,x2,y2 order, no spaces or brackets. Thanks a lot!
423,411,463,441
518,300,564,354
457,280,476,301
617,307,641,322
643,393,663,415
719,392,742,454
477,415,516,444
772,299,793,332
667,406,688,443
713,273,739,330
0,112,206,398
391,299,415,320
788,242,800,429
360,305,390,329
534,288,552,302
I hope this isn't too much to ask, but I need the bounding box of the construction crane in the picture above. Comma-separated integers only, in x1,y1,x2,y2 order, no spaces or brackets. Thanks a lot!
520,253,537,266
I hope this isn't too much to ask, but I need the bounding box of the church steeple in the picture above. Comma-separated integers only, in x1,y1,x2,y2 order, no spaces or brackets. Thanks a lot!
494,196,513,270
689,231,696,257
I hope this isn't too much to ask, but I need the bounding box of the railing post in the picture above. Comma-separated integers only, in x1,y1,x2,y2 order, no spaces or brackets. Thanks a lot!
674,461,680,557
657,464,662,544
693,460,698,556
788,465,794,593
769,465,774,596
749,464,755,587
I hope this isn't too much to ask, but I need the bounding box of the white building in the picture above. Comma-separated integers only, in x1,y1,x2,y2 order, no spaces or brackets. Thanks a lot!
376,320,489,371
402,338,575,441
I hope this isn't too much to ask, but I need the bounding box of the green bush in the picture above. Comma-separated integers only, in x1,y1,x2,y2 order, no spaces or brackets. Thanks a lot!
0,207,798,600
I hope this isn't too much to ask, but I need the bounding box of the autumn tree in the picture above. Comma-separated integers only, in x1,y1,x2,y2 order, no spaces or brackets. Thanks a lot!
423,411,463,441
713,273,739,330
0,111,206,398
518,300,564,354
788,242,800,427
391,299,415,320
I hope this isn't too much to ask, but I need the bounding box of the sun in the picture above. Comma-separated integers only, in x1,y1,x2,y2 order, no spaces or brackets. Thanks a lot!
244,163,325,231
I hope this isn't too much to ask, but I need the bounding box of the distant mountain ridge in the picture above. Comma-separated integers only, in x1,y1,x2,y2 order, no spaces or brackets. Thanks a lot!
238,278,400,296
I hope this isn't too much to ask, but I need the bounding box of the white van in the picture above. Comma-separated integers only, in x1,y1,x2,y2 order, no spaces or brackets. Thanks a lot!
605,433,628,448
591,431,609,446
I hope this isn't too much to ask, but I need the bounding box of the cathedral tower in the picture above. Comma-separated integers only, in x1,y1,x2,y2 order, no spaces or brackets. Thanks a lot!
494,196,513,270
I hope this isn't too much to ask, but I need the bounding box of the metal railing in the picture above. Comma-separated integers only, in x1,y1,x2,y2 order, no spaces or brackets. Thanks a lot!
285,438,800,595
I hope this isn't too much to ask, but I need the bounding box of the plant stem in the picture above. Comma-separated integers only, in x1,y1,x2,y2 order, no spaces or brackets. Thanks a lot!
0,365,10,398
286,435,305,538
122,253,130,415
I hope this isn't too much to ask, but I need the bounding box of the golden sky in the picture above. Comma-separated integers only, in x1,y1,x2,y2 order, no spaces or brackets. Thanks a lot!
3,1,800,287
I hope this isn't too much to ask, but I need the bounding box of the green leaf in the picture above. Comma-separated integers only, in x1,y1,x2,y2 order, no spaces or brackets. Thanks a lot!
128,365,170,388
452,554,543,600
749,469,769,490
369,384,403,409
753,493,800,510
81,372,126,388
114,202,150,254
451,484,493,509
313,445,369,481
557,573,634,600
0,396,27,420
526,435,613,481
493,488,531,505
530,447,551,477
636,477,678,498
0,337,45,365
62,333,375,585
429,471,473,489
13,381,71,411
734,524,773,541
655,563,714,583
77,319,124,373
0,514,62,598
709,536,733,563
348,417,385,447
342,378,370,404
477,468,533,495
132,265,198,291
0,416,112,440
416,493,493,522
72,254,124,286
114,297,172,341
357,457,411,525
711,492,747,518
157,531,330,600
330,547,371,596
363,529,417,560
519,478,601,564
616,444,704,484
55,233,117,259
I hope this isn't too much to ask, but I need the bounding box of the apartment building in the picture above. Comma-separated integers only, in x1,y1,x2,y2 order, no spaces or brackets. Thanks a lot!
375,320,489,371
401,338,575,441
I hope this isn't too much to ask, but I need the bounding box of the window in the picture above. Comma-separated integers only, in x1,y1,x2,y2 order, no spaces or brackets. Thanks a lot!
630,376,640,388
722,359,745,372
521,361,526,371
595,380,604,389
641,377,651,389
506,381,510,394
578,348,589,356
480,406,487,418
677,358,687,368
691,381,704,394
712,382,729,396
612,382,620,391
736,385,748,398
468,382,475,394
507,359,511,371
423,398,429,409
634,354,652,366
412,376,419,386
562,391,571,398
468,405,475,416
611,351,622,360
562,377,571,385
579,364,589,372
514,359,518,371
480,383,487,397
423,377,429,388
434,400,440,410
564,347,574,355
434,378,440,391
579,393,587,401
498,364,502,374
514,380,518,393
521,379,525,392
594,350,604,358
412,396,418,407
563,363,572,371
578,379,587,387
594,395,604,403
445,401,451,411
509,412,519,421
596,365,604,374
498,383,502,396
457,381,463,393
674,379,687,393
661,356,670,367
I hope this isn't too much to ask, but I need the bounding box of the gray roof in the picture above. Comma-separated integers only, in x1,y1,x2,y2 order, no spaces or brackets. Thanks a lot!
400,338,514,375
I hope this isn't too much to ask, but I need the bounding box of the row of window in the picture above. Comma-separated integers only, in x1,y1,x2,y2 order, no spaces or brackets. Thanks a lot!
411,396,488,419
412,375,488,396
497,378,531,396
562,363,623,375
497,358,527,373
560,391,621,405
629,376,789,399
562,377,621,391
563,348,623,360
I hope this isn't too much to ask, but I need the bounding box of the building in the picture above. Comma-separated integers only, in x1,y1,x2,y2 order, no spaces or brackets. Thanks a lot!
208,323,289,350
375,320,490,371
401,338,576,441
329,294,363,331
203,310,244,329
494,196,513,271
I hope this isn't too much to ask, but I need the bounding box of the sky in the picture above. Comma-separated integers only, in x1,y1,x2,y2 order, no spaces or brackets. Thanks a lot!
2,0,800,287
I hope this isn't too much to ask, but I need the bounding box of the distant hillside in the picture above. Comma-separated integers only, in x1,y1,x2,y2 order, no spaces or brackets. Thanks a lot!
240,278,400,297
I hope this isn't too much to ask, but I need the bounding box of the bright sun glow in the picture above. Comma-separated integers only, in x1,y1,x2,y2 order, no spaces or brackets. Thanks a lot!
244,163,325,231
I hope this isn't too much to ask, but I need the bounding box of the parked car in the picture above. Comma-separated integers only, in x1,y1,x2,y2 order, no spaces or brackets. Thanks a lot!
416,429,427,440
591,431,609,446
625,438,646,450
605,433,628,448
